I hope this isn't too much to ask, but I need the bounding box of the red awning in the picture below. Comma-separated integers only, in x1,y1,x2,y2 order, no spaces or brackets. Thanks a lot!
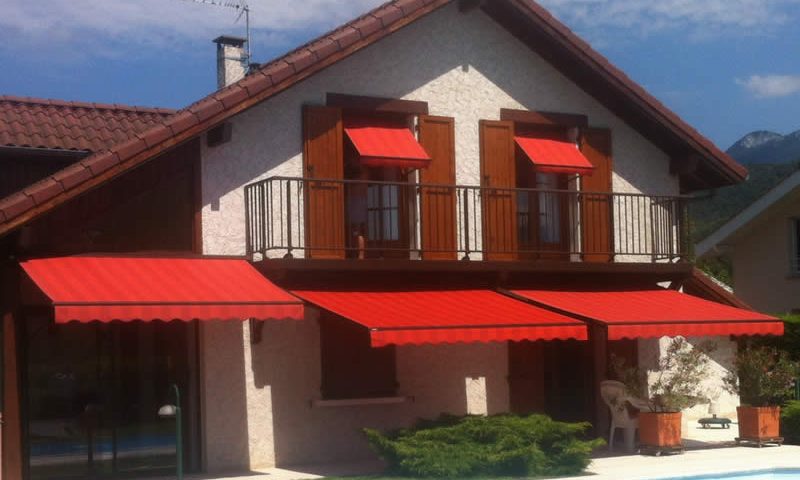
290,289,587,346
21,257,304,323
508,288,783,340
344,122,431,169
515,136,594,175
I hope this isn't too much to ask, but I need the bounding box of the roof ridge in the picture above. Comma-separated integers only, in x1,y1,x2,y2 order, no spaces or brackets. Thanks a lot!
0,95,176,115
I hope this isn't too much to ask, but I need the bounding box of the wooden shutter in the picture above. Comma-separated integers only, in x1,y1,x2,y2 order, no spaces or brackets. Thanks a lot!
580,128,613,263
303,106,345,259
480,120,517,261
418,115,457,260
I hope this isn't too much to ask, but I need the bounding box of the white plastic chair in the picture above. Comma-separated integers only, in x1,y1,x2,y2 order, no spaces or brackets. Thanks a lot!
600,380,647,452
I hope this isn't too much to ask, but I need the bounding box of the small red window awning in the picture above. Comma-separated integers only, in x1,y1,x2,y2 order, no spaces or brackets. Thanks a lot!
515,136,594,175
21,257,304,323
508,288,783,340
344,123,431,169
290,289,587,347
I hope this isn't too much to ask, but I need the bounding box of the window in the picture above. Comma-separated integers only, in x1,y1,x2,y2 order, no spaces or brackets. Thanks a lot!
536,173,562,244
367,183,400,242
319,312,397,399
792,218,800,274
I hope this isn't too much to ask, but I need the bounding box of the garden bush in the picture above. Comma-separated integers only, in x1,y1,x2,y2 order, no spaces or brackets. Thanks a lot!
782,401,800,445
364,414,604,478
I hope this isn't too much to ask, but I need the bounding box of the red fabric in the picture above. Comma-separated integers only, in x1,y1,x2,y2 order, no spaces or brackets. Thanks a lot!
509,288,783,340
290,289,587,346
515,136,594,175
21,257,304,323
344,124,431,168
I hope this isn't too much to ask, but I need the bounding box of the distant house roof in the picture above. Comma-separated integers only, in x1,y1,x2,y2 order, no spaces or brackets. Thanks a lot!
0,0,748,236
695,169,800,258
0,96,175,153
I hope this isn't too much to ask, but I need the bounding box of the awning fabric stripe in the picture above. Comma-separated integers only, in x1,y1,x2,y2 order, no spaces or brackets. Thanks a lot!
515,136,594,175
290,289,587,346
344,123,431,169
21,257,304,323
508,288,783,340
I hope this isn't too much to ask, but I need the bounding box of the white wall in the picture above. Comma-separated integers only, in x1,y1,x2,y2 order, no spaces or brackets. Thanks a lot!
201,2,678,259
198,2,691,471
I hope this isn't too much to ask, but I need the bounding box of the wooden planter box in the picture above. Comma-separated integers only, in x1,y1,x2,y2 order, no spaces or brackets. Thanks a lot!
737,406,781,442
639,411,682,449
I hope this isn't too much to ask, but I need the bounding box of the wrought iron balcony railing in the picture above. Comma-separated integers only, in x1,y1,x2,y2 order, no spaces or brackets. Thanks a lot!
245,176,689,263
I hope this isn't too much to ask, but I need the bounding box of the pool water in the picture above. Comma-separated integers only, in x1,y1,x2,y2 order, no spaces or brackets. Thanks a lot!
657,469,800,480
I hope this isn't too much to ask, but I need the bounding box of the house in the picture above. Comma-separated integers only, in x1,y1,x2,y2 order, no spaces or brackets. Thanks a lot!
0,1,784,478
696,169,800,314
0,96,175,198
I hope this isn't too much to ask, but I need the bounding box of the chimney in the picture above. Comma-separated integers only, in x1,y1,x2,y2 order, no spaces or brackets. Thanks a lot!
213,35,247,89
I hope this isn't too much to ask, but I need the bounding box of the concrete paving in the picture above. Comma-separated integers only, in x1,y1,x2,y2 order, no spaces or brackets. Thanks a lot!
155,424,800,480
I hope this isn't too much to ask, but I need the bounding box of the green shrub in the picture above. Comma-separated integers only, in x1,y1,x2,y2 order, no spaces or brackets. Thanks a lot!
782,401,800,445
364,414,604,478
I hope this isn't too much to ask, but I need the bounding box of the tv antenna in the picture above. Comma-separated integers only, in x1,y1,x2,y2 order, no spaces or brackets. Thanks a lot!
182,0,252,69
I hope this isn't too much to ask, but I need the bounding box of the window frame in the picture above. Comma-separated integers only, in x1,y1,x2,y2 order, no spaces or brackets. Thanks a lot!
318,311,398,400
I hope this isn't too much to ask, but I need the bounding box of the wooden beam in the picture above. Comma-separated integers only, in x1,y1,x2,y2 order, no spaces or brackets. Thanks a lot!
669,154,701,176
500,108,588,128
2,312,23,480
590,323,610,438
458,0,484,12
326,93,429,116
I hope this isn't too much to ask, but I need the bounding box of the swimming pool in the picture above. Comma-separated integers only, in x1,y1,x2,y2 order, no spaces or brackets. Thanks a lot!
654,469,800,480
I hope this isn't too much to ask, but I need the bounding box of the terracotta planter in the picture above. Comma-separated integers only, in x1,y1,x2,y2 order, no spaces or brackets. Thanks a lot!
737,406,781,440
639,411,682,447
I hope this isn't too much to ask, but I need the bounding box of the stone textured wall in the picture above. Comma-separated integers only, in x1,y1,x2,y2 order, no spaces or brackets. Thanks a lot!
201,2,679,259
637,335,739,422
198,3,694,471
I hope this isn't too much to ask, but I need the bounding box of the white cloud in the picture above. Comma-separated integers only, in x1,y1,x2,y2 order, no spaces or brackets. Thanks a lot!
737,75,800,98
0,0,385,59
537,0,800,38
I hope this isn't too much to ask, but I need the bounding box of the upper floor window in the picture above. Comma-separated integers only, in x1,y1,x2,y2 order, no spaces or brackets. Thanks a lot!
791,218,800,275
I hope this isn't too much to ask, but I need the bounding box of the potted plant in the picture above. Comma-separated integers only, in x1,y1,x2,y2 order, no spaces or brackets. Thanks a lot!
723,345,800,443
613,337,716,451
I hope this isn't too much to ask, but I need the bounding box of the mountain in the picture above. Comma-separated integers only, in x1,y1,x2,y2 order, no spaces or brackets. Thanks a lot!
691,129,800,245
727,129,800,165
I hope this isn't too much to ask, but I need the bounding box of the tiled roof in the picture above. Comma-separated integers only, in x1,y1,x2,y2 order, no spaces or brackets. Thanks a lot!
0,0,748,235
0,96,175,152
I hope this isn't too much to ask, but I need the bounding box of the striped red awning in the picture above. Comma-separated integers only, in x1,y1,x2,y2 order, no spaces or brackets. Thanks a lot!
344,122,431,169
508,288,783,340
290,289,587,347
21,257,304,323
515,136,594,175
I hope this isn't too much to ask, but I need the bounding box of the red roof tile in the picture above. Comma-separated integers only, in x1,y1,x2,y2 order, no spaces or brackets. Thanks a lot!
0,96,175,152
0,0,749,236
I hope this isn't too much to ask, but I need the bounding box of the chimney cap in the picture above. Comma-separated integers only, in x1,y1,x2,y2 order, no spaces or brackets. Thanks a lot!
213,35,247,47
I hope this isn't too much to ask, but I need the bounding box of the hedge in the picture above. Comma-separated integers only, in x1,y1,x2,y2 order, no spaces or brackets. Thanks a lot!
364,414,604,478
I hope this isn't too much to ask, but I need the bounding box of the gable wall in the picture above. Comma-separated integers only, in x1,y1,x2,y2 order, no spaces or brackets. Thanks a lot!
201,2,677,257
198,3,679,471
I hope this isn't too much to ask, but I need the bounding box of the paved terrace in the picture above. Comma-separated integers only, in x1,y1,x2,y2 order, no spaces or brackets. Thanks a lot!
157,425,800,480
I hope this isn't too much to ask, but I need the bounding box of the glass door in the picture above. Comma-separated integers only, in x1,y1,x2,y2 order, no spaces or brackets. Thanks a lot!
24,316,197,479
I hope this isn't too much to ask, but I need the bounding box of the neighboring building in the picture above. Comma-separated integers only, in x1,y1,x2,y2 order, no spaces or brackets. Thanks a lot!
0,96,175,198
0,2,784,479
696,169,800,314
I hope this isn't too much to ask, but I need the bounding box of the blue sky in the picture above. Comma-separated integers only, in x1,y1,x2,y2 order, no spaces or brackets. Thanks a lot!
1,0,799,149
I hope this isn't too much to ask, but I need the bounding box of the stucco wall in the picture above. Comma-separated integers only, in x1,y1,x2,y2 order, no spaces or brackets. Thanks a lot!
201,308,509,470
637,335,739,422
732,197,800,314
198,3,689,471
201,2,678,259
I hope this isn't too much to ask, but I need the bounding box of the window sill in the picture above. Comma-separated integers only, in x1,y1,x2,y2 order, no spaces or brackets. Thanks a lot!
311,396,413,408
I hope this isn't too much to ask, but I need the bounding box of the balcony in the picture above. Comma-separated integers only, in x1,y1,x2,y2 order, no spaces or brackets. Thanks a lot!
245,177,689,264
